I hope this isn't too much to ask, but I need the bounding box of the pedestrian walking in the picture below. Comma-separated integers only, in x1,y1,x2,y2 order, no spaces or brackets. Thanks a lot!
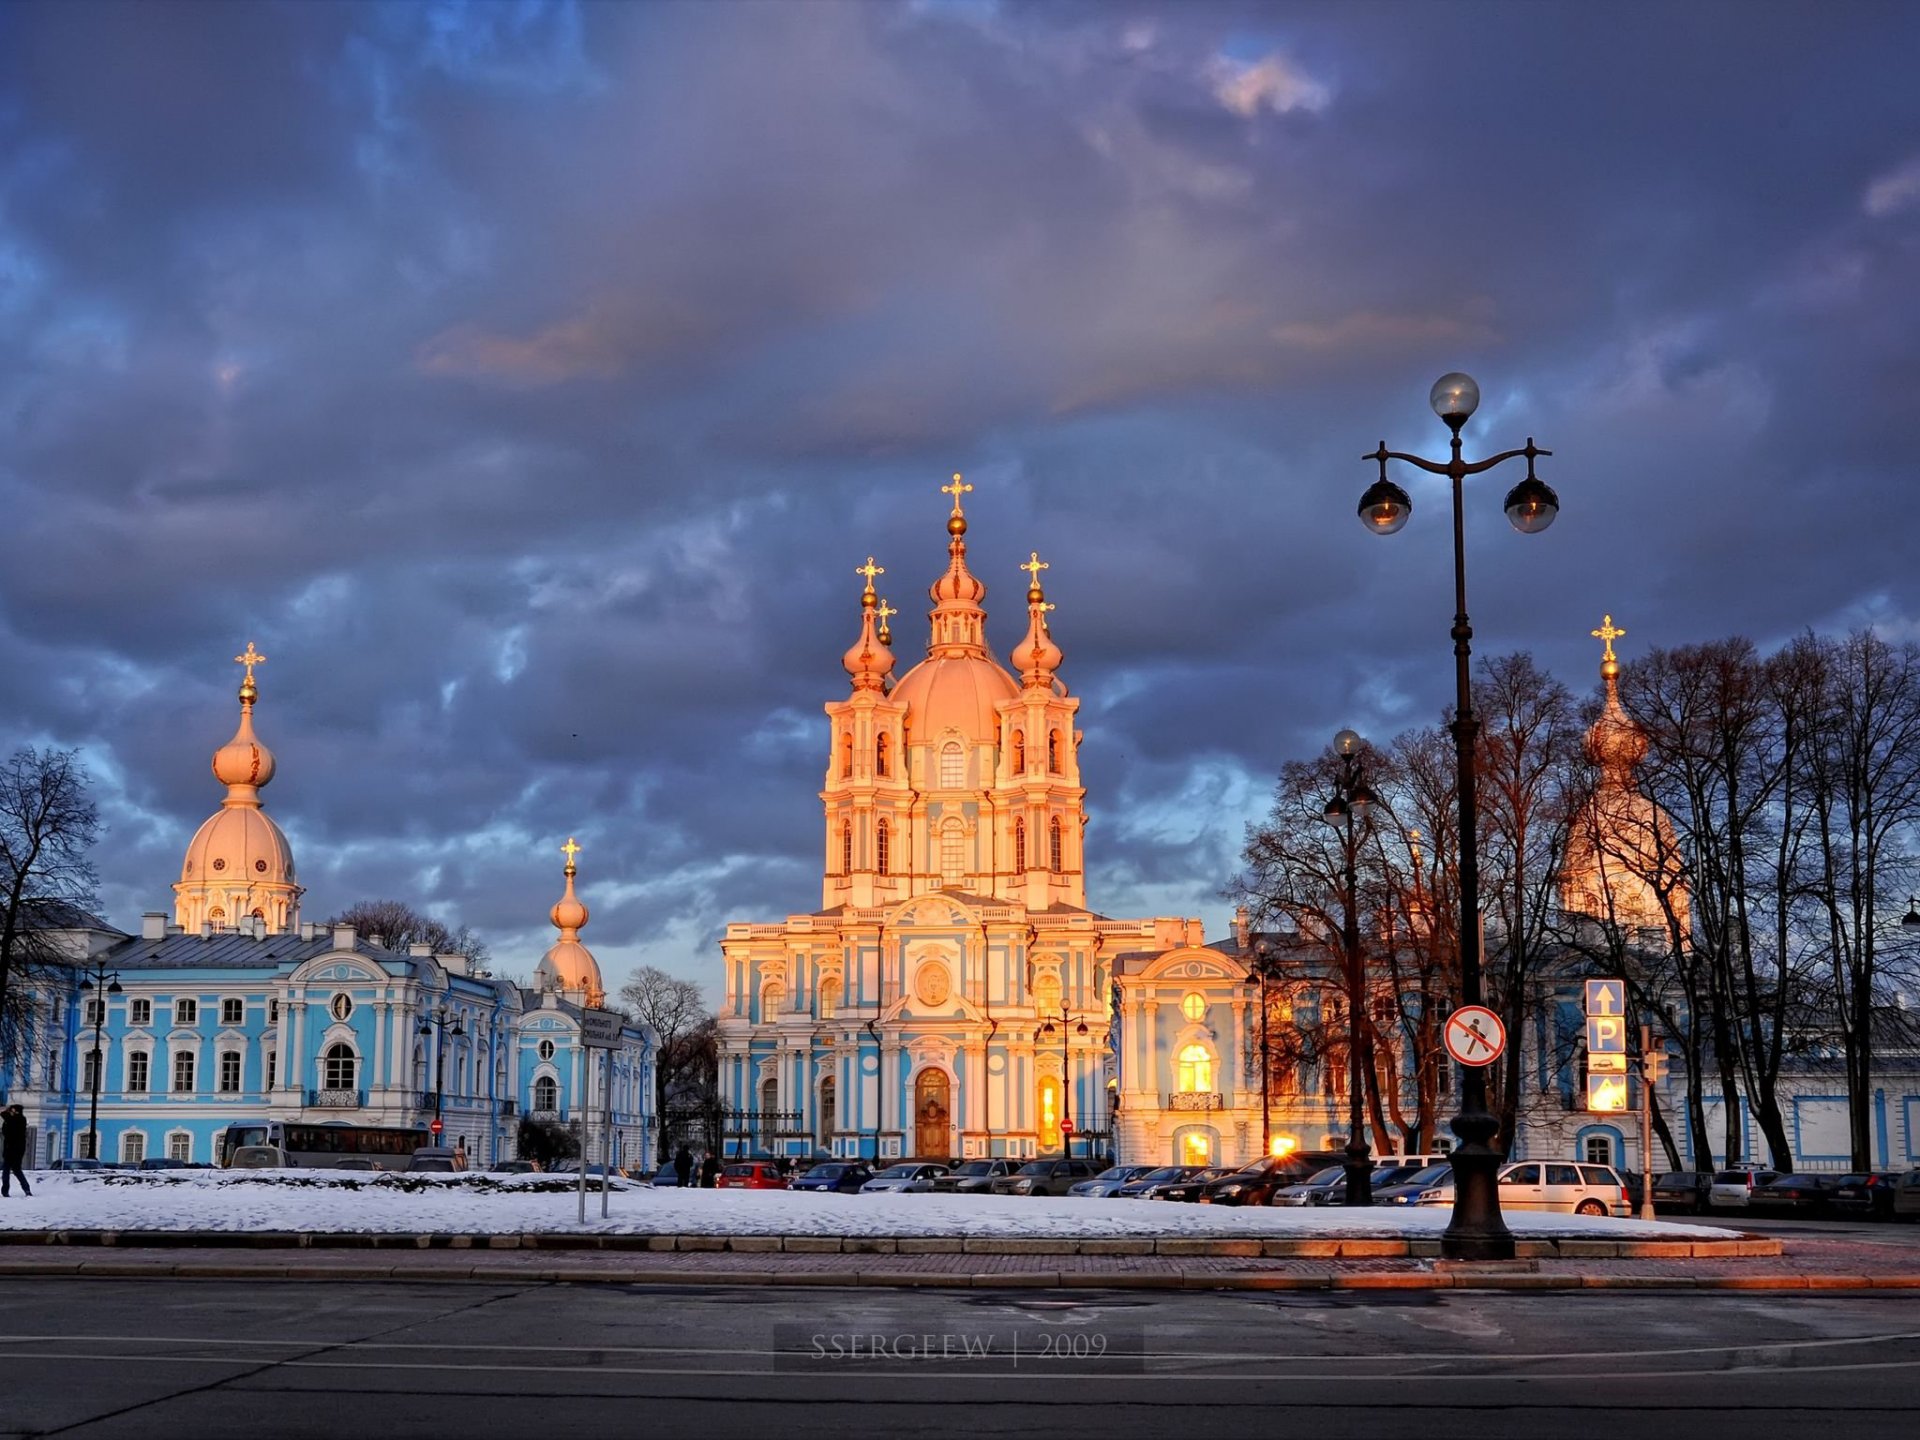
699,1150,720,1188
2,1103,30,1198
674,1143,693,1188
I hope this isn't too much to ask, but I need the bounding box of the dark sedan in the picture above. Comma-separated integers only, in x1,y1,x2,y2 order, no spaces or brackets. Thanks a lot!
1199,1155,1321,1206
789,1162,873,1194
1748,1173,1833,1216
1147,1166,1237,1202
1371,1163,1456,1206
1829,1172,1902,1220
1650,1171,1713,1215
1114,1164,1208,1199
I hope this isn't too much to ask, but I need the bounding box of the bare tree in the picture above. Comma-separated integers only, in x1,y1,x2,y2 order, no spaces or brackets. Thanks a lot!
618,965,715,1157
324,899,490,967
0,748,101,1066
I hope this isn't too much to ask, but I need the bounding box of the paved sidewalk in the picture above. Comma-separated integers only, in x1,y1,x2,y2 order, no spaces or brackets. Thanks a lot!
2,1236,1916,1291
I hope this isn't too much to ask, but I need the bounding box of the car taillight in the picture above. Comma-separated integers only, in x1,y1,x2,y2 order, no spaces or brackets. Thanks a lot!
1619,1187,1629,1204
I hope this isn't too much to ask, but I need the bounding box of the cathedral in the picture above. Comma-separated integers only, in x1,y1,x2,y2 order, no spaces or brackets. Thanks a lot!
716,479,1225,1164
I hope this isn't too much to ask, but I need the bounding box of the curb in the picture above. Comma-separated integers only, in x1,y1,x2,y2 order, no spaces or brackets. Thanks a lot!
1,1254,1914,1293
0,1228,1782,1260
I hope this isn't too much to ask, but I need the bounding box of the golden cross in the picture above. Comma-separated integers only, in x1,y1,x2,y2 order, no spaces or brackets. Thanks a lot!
1591,614,1626,663
561,836,582,870
1020,551,1049,585
941,472,972,514
233,642,266,683
876,598,897,628
856,557,884,592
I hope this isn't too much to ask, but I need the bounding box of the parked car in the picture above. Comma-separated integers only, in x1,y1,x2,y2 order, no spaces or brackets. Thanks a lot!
1067,1165,1154,1198
48,1157,106,1172
1271,1165,1349,1207
860,1163,949,1194
1113,1164,1208,1198
1650,1171,1714,1215
716,1160,787,1190
333,1158,382,1172
790,1161,874,1193
1147,1166,1237,1202
1499,1161,1631,1216
407,1146,470,1173
487,1160,536,1175
1708,1168,1783,1210
1748,1173,1834,1217
228,1145,288,1169
1829,1172,1902,1220
931,1159,1016,1194
135,1157,188,1171
1373,1163,1456,1206
1893,1169,1920,1221
1200,1154,1326,1206
993,1158,1102,1196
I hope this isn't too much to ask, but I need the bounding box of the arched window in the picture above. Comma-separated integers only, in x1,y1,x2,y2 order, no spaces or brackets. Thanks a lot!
533,1075,558,1113
939,820,965,886
818,977,841,1020
122,1131,147,1165
876,733,890,777
1177,1045,1213,1092
840,732,853,778
841,821,853,875
1011,730,1025,774
1032,972,1062,1014
1048,730,1061,771
218,1050,242,1093
876,819,890,876
940,742,965,788
1049,817,1064,874
1014,819,1027,872
819,1077,837,1148
324,1043,356,1090
760,981,787,1020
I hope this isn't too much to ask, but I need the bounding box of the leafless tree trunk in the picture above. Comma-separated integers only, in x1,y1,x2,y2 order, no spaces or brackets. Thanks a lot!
0,748,101,1066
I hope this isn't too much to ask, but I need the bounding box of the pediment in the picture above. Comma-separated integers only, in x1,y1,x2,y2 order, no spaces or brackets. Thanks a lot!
291,957,384,985
888,893,977,929
1136,947,1246,985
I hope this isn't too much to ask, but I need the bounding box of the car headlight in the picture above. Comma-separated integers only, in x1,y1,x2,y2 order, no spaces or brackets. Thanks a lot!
1216,1185,1243,1198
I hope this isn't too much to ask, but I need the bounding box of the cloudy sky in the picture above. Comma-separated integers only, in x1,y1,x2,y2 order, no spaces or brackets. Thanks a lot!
3,0,1916,999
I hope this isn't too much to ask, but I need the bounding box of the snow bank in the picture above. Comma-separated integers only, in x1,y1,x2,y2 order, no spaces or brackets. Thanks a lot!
0,1171,1743,1240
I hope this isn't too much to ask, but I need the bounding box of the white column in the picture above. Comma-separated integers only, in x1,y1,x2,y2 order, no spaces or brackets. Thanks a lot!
288,1002,305,1098
371,1002,386,1101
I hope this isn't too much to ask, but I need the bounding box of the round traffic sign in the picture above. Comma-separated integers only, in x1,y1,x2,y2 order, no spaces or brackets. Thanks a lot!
429,1118,444,1136
1061,1117,1074,1133
1443,1006,1506,1067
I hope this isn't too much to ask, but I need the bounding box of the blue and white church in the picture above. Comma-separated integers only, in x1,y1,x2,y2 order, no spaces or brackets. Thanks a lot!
2,648,655,1169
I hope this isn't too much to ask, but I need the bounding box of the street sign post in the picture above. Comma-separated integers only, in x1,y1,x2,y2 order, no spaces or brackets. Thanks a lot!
580,1008,621,1049
429,1118,443,1138
1584,978,1628,1113
1443,1006,1506,1068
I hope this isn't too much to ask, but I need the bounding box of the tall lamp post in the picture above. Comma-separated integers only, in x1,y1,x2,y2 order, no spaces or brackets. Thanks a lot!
77,962,122,1162
1358,371,1559,1261
1038,1009,1088,1156
416,1005,465,1138
1324,729,1376,1207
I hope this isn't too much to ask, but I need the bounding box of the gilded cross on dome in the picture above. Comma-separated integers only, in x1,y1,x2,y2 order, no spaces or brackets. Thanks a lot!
875,598,897,626
941,473,972,514
1020,552,1049,585
234,642,266,683
1591,614,1626,664
561,836,582,873
856,557,884,594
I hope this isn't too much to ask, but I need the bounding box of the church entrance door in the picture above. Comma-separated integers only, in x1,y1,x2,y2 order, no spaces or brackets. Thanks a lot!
914,1069,950,1159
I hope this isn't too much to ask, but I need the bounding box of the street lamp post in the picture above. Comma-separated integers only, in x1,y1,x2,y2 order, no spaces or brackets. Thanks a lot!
77,962,123,1162
1038,1009,1089,1156
1324,730,1376,1207
1358,371,1559,1262
416,1005,465,1139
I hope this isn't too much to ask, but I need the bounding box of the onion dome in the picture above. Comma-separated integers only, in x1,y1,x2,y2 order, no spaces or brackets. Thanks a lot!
1009,550,1063,687
175,643,301,934
1585,614,1648,776
841,558,895,691
535,837,604,1006
891,473,1020,744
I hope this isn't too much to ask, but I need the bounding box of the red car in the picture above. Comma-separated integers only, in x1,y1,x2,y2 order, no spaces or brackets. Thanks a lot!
716,1160,787,1190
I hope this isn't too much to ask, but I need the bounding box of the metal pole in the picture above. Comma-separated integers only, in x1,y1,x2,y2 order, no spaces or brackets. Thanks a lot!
1341,792,1372,1206
1258,953,1272,1157
1441,444,1514,1261
1062,1012,1072,1158
87,992,104,1162
601,1049,612,1219
1638,1024,1655,1222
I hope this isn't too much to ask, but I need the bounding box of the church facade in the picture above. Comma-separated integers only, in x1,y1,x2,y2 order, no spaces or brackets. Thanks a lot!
716,480,1217,1163
2,649,656,1170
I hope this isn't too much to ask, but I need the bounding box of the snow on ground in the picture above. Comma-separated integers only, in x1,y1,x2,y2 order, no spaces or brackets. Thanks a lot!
0,1172,1743,1240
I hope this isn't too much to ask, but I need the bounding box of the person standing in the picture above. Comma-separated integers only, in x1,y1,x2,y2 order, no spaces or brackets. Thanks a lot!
699,1149,720,1188
674,1143,693,1188
2,1104,30,1198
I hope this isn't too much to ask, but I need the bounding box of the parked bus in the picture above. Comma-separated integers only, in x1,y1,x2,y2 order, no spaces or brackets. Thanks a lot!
217,1120,427,1170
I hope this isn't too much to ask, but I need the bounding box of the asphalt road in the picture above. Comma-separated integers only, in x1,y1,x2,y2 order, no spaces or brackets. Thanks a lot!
3,1279,1920,1438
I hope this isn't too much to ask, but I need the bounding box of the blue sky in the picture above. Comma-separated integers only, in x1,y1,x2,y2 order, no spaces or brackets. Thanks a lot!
3,0,1917,998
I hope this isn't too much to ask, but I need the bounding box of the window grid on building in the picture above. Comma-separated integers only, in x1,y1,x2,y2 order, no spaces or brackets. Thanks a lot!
876,819,890,876
168,1132,191,1162
127,1050,149,1093
174,999,197,1026
1049,817,1063,874
940,743,964,788
219,1050,242,1093
129,998,151,1026
221,998,244,1026
172,1051,195,1093
121,1131,145,1165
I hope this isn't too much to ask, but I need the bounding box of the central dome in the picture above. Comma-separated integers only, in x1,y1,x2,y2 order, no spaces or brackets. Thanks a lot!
891,651,1018,744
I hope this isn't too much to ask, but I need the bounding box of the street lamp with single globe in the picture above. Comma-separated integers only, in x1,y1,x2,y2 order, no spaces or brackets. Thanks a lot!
1358,372,1558,1261
78,963,123,1161
1324,729,1377,1206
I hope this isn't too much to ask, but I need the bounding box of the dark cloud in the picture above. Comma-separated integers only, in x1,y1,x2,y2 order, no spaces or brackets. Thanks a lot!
2,0,1918,995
